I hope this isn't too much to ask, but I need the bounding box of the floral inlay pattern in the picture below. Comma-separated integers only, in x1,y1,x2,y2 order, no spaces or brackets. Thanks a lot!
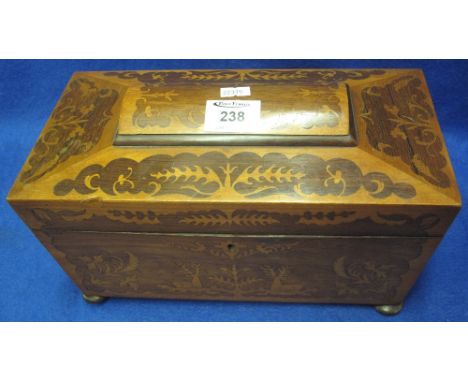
333,255,408,298
361,76,450,188
104,69,386,91
20,78,119,183
53,152,416,200
69,251,139,293
49,234,424,301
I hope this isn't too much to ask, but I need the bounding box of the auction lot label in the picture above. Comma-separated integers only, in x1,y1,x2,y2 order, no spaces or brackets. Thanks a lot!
204,100,261,133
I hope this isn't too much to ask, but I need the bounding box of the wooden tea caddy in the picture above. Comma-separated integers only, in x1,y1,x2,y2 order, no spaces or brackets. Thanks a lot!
8,68,461,315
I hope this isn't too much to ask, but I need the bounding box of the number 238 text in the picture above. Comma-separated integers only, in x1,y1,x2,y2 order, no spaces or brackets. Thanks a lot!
220,111,245,122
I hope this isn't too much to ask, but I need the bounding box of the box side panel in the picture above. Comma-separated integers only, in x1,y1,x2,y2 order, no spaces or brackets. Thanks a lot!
36,230,442,305
350,69,460,203
8,73,124,198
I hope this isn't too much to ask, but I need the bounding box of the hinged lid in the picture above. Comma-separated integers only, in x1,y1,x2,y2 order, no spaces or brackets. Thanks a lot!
8,69,461,237
112,71,356,146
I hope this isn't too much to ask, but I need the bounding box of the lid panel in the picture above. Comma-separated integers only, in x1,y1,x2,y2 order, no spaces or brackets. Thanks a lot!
118,82,350,136
8,69,461,238
115,79,355,146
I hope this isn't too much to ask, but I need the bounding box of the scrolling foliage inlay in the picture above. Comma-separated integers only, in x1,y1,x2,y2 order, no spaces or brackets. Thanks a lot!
53,152,416,200
31,208,440,236
361,76,450,188
69,250,140,293
106,69,385,132
133,92,205,130
20,78,119,184
333,254,406,297
104,69,386,91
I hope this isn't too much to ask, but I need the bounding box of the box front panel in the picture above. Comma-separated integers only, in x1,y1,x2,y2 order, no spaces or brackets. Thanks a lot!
36,230,440,305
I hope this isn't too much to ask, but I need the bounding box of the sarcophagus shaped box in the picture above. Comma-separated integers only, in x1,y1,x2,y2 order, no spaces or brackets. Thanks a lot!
8,68,461,314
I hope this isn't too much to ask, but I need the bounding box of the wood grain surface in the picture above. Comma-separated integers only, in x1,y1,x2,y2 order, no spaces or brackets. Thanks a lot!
35,230,441,305
8,68,461,305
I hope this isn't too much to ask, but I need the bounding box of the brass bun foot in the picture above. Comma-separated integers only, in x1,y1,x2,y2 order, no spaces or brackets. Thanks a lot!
374,303,403,316
82,294,107,304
